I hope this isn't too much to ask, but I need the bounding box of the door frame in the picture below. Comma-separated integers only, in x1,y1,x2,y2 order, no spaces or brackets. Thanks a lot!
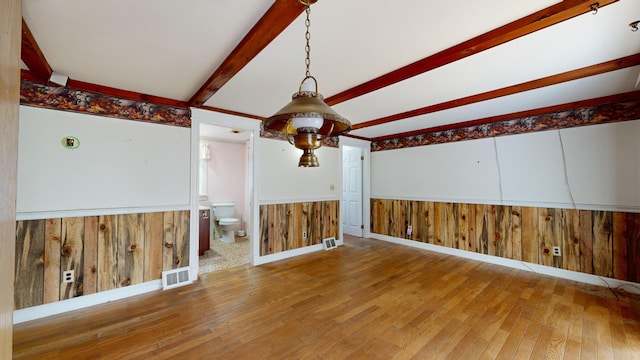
340,137,371,240
189,108,261,280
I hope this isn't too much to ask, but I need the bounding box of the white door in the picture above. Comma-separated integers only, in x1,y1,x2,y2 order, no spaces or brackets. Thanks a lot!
342,146,363,237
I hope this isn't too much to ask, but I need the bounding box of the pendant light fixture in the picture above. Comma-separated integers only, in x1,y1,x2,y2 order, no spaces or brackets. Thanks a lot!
263,0,351,167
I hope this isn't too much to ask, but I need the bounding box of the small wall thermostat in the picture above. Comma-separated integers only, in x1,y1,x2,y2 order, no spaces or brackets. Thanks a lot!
62,136,80,149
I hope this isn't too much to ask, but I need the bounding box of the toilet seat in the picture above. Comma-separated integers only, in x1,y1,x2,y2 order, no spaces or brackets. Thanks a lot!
219,218,239,226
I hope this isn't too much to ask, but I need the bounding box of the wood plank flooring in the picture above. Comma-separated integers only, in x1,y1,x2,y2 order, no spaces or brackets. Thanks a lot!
13,236,640,359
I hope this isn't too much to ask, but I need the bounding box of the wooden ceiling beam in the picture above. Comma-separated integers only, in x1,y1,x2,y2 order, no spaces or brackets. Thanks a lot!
199,105,264,121
21,70,190,109
353,53,640,130
188,0,312,107
65,79,190,108
20,69,45,83
325,0,618,106
21,18,52,81
371,90,640,142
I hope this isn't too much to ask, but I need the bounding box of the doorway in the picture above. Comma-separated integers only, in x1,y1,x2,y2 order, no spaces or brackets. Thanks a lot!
189,108,260,278
198,124,251,273
342,146,363,237
340,138,371,240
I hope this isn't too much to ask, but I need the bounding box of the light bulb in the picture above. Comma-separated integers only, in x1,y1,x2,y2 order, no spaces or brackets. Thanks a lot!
292,116,323,130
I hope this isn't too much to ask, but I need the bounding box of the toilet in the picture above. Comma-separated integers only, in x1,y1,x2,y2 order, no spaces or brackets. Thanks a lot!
211,202,239,243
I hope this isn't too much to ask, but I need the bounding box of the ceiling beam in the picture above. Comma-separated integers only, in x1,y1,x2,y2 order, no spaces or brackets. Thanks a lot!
188,0,312,107
20,69,45,83
325,0,618,106
21,70,190,109
353,53,640,130
371,90,640,142
342,133,372,142
199,105,264,121
65,79,189,108
21,18,52,81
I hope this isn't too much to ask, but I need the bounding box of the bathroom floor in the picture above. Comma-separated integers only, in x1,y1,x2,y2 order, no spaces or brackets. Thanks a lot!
198,235,250,274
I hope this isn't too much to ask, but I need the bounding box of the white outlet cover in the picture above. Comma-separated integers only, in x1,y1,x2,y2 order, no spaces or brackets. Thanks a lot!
62,270,74,283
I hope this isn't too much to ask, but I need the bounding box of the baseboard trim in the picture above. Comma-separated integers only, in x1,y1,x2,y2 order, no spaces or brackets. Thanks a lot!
371,233,640,295
253,243,325,266
13,280,162,324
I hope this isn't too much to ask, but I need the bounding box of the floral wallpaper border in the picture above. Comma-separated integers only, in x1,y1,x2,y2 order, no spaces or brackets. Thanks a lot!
371,99,640,151
21,79,638,147
20,80,191,127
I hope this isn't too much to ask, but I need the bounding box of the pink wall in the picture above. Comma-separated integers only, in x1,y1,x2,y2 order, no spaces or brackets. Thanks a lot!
203,139,247,229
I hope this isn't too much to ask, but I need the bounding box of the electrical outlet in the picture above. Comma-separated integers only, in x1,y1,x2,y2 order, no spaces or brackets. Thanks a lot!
407,225,413,236
62,270,74,284
552,246,561,256
302,231,307,238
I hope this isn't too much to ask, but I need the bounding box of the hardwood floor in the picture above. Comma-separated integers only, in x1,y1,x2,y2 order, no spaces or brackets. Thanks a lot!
13,236,640,359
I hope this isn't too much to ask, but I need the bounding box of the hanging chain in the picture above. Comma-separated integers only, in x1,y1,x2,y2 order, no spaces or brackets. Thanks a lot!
304,3,311,78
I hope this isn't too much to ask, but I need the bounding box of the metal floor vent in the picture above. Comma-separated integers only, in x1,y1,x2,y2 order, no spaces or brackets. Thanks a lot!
323,237,337,250
162,267,192,290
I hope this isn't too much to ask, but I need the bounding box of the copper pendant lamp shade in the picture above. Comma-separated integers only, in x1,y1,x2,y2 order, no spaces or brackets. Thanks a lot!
263,1,351,167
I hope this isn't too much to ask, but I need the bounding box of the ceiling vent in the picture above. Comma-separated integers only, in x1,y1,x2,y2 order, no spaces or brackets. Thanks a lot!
162,267,192,290
323,237,338,250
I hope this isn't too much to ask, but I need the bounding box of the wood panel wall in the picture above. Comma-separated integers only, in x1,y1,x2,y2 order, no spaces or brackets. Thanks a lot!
259,201,339,256
14,210,190,310
1,0,20,355
371,199,640,284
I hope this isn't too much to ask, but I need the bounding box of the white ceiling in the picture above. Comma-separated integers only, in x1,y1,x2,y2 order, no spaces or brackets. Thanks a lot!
21,0,640,140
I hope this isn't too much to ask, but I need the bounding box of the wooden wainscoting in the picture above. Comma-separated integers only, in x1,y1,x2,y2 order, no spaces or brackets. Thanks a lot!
14,210,189,310
371,199,640,284
259,200,339,256
12,236,640,359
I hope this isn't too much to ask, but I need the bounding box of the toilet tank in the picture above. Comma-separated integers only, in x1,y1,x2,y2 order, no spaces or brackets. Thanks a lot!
211,202,235,219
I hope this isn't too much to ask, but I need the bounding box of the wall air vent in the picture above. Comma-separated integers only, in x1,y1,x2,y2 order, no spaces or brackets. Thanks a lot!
323,237,337,250
162,267,192,290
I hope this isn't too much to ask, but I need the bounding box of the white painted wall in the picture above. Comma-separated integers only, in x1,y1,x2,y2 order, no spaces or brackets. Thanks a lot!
561,121,640,210
372,138,501,203
372,120,640,211
17,106,190,214
259,138,341,202
496,131,573,206
202,139,248,225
